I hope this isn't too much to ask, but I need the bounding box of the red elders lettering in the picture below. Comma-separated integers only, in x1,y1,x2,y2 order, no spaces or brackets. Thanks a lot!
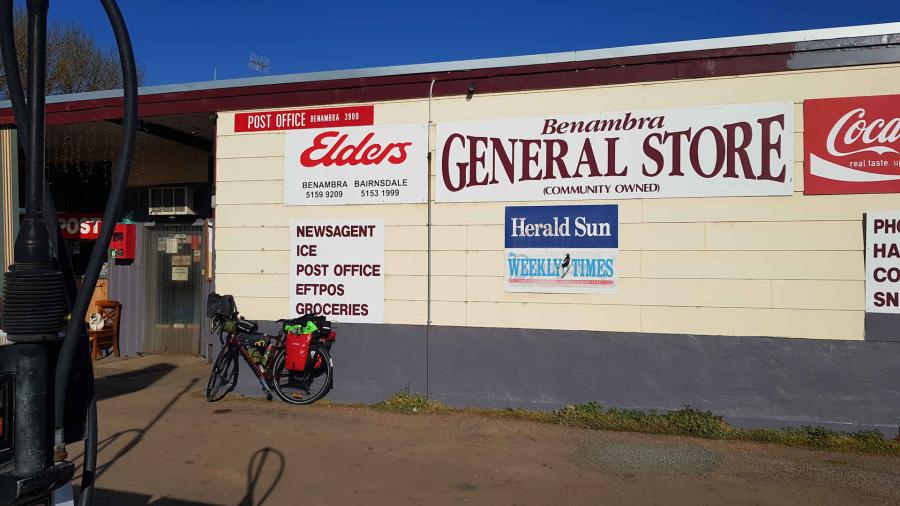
300,130,411,167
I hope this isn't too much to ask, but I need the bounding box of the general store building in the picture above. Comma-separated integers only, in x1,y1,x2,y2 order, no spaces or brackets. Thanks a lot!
1,23,899,433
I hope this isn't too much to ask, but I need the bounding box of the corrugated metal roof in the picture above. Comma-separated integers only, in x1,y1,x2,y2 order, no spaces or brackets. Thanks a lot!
2,21,899,109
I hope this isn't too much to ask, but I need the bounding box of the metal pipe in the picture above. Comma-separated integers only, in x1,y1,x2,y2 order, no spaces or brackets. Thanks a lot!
425,79,435,398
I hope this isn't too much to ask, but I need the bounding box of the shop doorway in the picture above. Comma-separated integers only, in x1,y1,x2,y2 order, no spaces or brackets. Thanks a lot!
145,225,205,354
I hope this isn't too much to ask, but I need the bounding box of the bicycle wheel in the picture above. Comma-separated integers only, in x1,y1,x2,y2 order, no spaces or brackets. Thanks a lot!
271,347,333,405
206,345,239,402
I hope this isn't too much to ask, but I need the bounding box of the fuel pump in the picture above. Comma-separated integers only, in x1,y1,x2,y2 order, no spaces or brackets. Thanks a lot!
0,0,137,504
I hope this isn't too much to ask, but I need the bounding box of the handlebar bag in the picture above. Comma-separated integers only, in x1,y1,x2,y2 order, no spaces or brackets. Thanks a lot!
285,332,313,371
206,293,236,318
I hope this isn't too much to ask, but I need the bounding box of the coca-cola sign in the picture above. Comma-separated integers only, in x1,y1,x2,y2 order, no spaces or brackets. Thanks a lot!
436,102,794,202
804,94,900,195
284,124,428,205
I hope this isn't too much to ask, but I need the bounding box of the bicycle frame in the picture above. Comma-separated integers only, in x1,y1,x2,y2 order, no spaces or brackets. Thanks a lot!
208,308,336,402
214,323,283,398
225,332,283,381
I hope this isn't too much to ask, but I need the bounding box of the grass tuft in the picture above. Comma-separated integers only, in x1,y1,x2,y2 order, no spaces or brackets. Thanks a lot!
369,394,900,456
371,390,446,414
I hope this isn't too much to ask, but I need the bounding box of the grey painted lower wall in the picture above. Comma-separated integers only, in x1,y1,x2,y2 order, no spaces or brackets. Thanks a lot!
865,313,900,342
213,322,900,435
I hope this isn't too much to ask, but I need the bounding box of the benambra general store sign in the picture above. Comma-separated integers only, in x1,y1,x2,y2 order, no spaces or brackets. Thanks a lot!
437,102,793,202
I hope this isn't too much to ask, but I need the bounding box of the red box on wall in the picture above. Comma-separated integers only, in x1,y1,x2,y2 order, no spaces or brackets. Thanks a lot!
109,223,136,260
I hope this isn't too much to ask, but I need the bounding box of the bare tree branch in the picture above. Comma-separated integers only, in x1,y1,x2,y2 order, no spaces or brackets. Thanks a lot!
0,7,146,99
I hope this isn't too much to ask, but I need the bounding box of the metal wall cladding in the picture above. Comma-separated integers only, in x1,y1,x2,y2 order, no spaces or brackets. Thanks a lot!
109,221,217,357
107,224,149,357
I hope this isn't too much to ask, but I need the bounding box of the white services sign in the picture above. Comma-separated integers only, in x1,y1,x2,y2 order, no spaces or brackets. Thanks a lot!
436,102,793,202
289,219,384,323
284,124,428,205
866,210,900,314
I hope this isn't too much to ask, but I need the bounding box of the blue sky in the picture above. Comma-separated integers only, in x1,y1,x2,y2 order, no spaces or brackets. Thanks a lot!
40,0,900,86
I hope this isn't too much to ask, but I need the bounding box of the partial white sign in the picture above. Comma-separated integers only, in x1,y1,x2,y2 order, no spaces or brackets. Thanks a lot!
171,266,189,282
436,102,793,202
866,210,900,313
284,124,428,205
289,219,384,323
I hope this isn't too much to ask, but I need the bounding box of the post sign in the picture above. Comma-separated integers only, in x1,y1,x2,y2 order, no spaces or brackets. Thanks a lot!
284,124,428,205
233,105,374,133
804,94,900,195
504,205,618,293
290,219,384,323
866,210,900,313
57,213,102,240
437,102,793,202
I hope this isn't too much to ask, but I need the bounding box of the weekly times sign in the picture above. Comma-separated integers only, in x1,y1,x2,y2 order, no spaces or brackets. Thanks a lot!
504,204,619,293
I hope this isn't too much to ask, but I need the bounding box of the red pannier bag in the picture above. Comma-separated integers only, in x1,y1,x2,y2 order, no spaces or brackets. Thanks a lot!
285,332,313,371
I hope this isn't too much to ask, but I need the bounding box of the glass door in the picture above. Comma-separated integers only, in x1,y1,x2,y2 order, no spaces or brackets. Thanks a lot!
145,225,204,354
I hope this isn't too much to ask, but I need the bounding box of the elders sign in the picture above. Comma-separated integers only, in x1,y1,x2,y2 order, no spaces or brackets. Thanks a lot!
285,123,428,205
290,219,384,323
437,102,793,202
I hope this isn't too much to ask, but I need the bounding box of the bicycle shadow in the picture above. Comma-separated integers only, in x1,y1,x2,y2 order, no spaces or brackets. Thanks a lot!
238,447,286,506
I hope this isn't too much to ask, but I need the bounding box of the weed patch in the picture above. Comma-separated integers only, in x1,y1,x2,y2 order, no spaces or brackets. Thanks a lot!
369,394,900,456
371,391,446,414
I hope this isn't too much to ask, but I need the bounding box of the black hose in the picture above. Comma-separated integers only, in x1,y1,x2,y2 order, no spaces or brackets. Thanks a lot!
53,2,137,504
80,388,97,505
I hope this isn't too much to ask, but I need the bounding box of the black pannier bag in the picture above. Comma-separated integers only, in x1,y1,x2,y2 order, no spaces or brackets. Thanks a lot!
206,292,236,319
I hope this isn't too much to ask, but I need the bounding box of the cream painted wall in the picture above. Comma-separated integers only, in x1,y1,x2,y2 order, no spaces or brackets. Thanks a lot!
215,63,900,340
